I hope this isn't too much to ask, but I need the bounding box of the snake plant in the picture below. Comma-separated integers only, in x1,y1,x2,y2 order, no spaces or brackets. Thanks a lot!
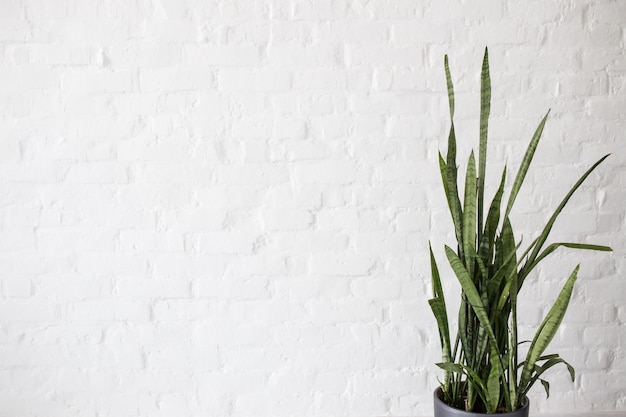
429,48,612,413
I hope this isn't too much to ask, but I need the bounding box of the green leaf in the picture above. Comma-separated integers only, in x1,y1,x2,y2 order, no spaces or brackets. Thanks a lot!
519,266,580,395
463,151,477,276
520,154,611,288
458,295,472,368
437,361,491,411
472,256,491,374
445,246,506,386
439,152,449,203
523,357,575,404
429,244,452,387
444,55,455,119
494,219,518,311
542,357,575,382
479,166,506,265
443,124,465,260
478,46,491,243
526,242,612,272
430,299,451,379
501,218,517,275
508,262,519,409
442,55,464,261
437,361,464,375
486,344,501,413
517,354,561,369
487,239,521,303
430,245,444,298
505,110,550,219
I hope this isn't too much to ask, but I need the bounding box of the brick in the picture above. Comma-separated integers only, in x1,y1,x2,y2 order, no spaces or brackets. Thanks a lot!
0,18,31,41
215,163,289,185
69,299,151,322
61,69,135,93
194,276,272,300
347,45,425,67
152,299,214,321
63,161,128,184
184,45,262,67
310,254,376,276
262,208,313,230
191,231,257,254
293,160,357,184
267,44,344,67
0,299,59,322
217,69,292,92
316,207,359,230
139,67,215,92
0,68,58,93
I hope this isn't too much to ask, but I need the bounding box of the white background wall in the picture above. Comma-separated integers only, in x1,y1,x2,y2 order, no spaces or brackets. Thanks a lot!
0,0,624,416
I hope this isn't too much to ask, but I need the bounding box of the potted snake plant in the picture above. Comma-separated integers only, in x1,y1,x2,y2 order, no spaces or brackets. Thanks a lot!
429,48,612,416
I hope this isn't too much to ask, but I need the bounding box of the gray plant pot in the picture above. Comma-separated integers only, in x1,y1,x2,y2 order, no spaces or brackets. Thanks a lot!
434,388,529,417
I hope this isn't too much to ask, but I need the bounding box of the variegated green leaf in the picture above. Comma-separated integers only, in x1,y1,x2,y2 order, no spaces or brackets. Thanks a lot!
479,166,506,265
486,344,502,413
504,111,550,218
438,361,491,411
519,266,579,394
478,46,491,242
508,262,519,409
444,55,455,118
463,152,477,276
520,155,610,288
527,242,612,272
445,247,505,374
429,244,452,388
523,357,575,404
444,124,465,260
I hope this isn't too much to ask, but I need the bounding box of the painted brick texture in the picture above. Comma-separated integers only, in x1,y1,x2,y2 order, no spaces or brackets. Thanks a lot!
0,0,624,416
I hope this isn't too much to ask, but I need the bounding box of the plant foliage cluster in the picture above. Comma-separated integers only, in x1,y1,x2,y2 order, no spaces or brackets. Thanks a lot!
429,48,612,413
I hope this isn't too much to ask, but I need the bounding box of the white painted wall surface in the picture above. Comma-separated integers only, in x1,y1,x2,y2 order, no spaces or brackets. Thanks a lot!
0,0,624,416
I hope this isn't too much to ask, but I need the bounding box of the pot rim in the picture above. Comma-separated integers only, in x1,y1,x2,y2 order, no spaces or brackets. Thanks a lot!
434,387,529,415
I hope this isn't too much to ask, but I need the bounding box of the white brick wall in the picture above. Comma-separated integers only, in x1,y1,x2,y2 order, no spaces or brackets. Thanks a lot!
0,0,624,416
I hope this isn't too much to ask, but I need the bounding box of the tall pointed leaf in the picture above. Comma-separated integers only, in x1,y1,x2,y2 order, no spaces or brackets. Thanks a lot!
519,266,580,394
463,152,477,277
437,361,491,411
429,244,452,388
494,219,518,311
478,47,491,242
504,111,550,219
458,295,472,371
445,55,455,119
444,247,503,366
519,154,610,288
486,344,502,413
486,239,522,304
439,152,449,205
525,356,575,402
479,166,506,265
472,257,492,373
508,262,519,408
526,242,612,273
444,124,465,260
446,246,509,410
